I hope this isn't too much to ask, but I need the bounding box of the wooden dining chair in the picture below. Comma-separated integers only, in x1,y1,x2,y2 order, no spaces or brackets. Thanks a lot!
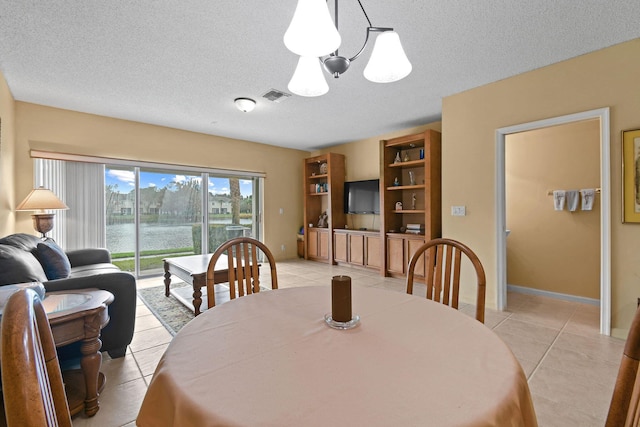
0,288,72,427
206,237,278,308
606,305,640,426
406,238,486,323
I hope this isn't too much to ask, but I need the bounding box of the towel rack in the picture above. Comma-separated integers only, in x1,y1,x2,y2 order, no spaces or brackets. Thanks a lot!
546,188,601,196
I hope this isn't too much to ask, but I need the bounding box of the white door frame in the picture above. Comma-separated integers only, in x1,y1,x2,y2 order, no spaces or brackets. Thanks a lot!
495,107,611,335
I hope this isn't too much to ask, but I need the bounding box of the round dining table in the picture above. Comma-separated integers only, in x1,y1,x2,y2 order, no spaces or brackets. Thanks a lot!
137,285,538,427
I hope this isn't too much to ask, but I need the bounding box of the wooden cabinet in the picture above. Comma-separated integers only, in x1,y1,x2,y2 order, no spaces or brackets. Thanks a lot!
381,130,441,278
303,153,345,263
307,228,330,261
334,232,348,263
333,229,381,271
365,234,382,269
386,234,427,277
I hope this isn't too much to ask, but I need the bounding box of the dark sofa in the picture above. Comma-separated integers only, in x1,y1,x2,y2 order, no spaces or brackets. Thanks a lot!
0,233,136,358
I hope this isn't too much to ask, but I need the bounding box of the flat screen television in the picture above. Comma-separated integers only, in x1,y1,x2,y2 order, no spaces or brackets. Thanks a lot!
344,179,380,214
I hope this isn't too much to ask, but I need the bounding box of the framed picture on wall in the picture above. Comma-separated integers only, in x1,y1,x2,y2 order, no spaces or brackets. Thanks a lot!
622,128,640,223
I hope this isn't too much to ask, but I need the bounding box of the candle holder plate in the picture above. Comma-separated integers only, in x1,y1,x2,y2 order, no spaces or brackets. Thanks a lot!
324,313,360,330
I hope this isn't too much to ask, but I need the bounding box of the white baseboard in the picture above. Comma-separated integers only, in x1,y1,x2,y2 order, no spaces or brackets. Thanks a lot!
507,284,600,306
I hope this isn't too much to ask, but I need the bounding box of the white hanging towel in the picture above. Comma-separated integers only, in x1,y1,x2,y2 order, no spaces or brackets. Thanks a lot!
580,189,595,211
553,190,566,211
566,190,579,212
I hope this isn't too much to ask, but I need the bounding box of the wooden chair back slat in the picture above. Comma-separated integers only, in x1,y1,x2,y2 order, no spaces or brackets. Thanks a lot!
206,237,278,309
1,288,72,427
249,244,260,294
607,306,640,426
406,238,486,323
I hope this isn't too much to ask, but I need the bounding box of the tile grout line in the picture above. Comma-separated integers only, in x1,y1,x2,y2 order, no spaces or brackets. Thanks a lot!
526,303,580,381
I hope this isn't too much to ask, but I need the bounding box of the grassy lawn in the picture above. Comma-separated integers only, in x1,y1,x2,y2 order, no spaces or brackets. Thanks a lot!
112,247,194,272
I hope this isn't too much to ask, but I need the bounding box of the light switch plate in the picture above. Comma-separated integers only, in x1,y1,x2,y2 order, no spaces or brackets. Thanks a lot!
451,206,466,216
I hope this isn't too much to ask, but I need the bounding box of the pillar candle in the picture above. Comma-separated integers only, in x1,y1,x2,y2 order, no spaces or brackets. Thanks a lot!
331,275,352,322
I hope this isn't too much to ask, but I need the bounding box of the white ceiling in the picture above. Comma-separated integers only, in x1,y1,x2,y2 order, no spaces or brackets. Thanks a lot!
1,1,639,152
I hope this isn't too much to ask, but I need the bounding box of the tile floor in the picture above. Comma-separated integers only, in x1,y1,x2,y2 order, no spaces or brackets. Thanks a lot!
71,259,625,427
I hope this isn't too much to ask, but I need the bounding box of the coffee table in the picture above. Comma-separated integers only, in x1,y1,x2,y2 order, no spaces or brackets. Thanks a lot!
43,289,114,417
163,253,232,316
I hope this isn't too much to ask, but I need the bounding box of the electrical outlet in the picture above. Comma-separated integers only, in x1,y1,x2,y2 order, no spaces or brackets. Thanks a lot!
451,206,466,216
281,244,286,252
279,208,284,215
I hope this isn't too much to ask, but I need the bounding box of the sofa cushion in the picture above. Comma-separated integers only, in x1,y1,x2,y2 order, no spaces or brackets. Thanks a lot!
69,263,122,278
0,233,41,252
36,240,71,280
0,245,48,285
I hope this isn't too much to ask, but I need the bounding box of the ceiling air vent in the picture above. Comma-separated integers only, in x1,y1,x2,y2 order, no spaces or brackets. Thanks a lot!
262,89,291,103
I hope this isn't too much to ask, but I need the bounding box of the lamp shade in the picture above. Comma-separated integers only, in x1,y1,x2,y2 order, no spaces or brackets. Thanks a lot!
284,0,341,57
288,56,329,97
16,187,68,211
363,31,412,83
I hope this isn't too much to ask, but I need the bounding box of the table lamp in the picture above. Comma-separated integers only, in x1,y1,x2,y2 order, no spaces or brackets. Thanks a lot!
16,186,68,238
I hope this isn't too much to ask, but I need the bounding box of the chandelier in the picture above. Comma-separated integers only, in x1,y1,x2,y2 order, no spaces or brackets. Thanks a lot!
284,0,412,97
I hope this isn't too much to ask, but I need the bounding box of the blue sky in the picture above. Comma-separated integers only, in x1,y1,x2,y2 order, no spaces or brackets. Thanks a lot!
105,169,253,196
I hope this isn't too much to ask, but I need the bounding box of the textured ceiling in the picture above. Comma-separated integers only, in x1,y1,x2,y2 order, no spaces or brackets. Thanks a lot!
1,1,639,151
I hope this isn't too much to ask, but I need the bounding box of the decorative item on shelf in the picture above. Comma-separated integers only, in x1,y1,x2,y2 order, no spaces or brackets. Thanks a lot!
419,148,424,159
284,0,411,97
411,193,416,210
405,223,425,235
408,171,415,185
395,201,403,211
319,162,328,174
317,211,328,228
323,183,328,192
16,186,69,238
393,177,400,186
403,151,410,162
394,152,402,164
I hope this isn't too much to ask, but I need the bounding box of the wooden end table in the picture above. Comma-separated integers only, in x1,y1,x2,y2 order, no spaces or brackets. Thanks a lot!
43,289,114,417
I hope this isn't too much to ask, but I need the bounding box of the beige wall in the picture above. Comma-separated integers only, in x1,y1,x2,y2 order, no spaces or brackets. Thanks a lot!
10,102,309,260
0,72,16,236
313,122,442,230
442,38,640,337
506,120,600,299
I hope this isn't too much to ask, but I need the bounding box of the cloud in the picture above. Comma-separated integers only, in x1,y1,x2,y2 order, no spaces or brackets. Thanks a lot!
108,169,135,185
211,187,230,195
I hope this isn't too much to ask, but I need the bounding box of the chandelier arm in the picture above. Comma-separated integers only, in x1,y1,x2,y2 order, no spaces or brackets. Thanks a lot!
348,26,393,62
356,0,373,27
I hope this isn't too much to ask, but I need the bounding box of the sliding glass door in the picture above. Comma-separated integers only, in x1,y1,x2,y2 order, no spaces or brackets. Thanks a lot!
105,166,261,277
138,168,203,275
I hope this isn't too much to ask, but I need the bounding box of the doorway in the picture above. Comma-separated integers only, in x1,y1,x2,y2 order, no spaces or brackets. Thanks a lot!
495,108,611,335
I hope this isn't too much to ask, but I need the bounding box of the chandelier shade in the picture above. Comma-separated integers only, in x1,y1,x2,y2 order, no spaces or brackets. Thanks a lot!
284,0,411,96
363,31,412,83
288,56,329,97
284,0,341,57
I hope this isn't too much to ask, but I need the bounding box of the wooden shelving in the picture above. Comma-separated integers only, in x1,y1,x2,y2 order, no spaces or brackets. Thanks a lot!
380,130,441,278
303,153,345,264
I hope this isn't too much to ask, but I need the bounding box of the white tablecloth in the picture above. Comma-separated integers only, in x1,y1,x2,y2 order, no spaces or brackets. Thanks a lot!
137,286,537,426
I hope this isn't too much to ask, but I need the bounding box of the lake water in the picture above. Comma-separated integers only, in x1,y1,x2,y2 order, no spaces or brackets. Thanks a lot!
107,221,252,253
